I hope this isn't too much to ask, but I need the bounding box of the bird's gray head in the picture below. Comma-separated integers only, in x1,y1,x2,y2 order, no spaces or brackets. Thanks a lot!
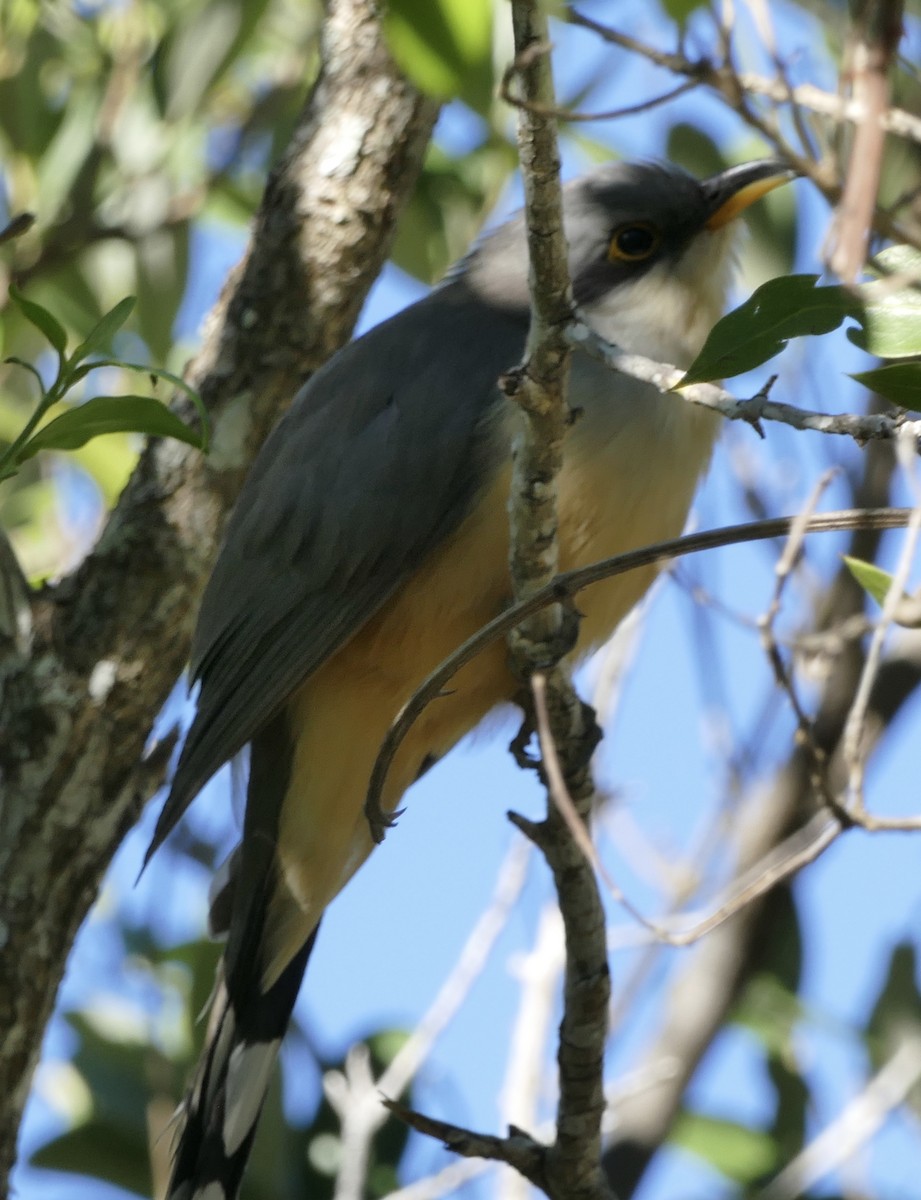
466,159,792,368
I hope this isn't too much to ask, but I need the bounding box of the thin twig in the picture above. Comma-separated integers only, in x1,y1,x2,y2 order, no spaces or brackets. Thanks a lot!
382,1099,547,1185
566,7,921,249
379,838,531,1100
567,8,921,144
606,811,842,950
757,471,842,816
364,508,913,834
499,902,566,1200
568,319,921,446
842,428,921,818
501,70,700,123
382,1158,492,1200
532,675,668,938
325,839,531,1198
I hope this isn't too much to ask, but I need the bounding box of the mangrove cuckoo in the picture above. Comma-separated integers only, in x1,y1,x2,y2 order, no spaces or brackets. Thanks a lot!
152,158,793,1199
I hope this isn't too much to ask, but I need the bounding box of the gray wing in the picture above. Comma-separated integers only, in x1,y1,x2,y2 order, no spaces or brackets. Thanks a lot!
150,280,527,856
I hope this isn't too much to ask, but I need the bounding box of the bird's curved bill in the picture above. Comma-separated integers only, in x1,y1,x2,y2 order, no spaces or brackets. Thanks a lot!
703,160,796,230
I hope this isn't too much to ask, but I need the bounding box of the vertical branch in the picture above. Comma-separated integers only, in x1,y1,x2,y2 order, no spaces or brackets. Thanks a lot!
386,7,612,1197
506,6,611,1197
825,0,905,282
505,3,573,652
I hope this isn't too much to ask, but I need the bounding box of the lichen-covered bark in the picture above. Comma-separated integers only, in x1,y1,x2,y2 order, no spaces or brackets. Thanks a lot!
0,1,436,1186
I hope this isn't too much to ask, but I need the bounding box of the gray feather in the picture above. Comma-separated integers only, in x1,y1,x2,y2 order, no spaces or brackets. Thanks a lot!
151,159,718,856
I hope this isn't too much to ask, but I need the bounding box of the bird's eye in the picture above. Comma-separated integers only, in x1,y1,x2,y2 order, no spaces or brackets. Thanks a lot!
608,223,661,263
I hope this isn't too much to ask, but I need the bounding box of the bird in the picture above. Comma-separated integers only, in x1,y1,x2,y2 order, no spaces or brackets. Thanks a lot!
151,157,793,1199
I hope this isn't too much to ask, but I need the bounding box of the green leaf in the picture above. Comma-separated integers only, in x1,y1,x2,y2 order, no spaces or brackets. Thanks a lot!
749,887,803,994
18,396,205,460
733,974,805,1060
667,124,723,179
851,362,921,409
367,1028,411,1069
671,1111,779,1183
866,942,921,1117
843,555,921,627
69,297,136,368
31,1120,152,1196
767,1055,809,1162
4,356,46,394
143,365,210,452
868,243,921,282
867,942,921,1056
849,255,921,358
56,362,209,452
679,275,860,385
391,139,517,282
384,0,493,108
136,224,190,361
65,1010,156,1131
34,84,100,229
661,0,708,22
160,1,243,118
843,555,897,607
9,284,68,359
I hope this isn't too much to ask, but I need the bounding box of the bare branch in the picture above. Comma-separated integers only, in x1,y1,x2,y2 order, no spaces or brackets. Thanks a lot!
843,428,921,816
500,66,700,123
365,507,913,821
566,6,921,143
392,9,612,1197
325,1044,381,1200
568,319,921,447
503,12,572,651
567,6,921,249
379,839,531,1100
524,676,613,1199
758,471,842,815
825,0,906,281
603,433,921,1198
500,902,566,1197
382,1100,548,1187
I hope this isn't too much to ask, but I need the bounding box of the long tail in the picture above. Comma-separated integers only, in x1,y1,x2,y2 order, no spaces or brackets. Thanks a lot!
166,929,317,1200
164,712,314,1200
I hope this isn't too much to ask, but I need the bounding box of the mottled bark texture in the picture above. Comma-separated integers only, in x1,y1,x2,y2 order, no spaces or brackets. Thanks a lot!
0,1,437,1188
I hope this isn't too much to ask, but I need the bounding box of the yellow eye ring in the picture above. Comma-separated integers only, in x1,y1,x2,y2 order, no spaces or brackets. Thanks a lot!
608,222,661,263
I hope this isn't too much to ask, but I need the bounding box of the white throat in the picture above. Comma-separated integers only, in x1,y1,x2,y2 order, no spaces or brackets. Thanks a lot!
581,224,740,369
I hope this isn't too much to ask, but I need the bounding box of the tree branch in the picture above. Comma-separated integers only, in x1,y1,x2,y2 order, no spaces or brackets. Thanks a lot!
567,6,921,251
601,432,921,1197
0,0,437,1186
567,318,921,447
365,506,913,822
383,8,612,1197
825,0,905,282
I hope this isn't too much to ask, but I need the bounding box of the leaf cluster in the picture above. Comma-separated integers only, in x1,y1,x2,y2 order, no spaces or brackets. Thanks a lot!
1,288,207,484
681,248,921,410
